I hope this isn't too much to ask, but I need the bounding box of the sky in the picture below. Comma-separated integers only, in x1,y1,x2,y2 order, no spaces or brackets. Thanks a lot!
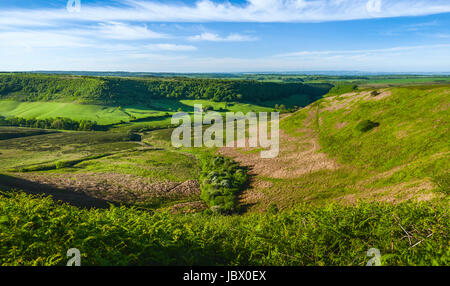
0,0,449,72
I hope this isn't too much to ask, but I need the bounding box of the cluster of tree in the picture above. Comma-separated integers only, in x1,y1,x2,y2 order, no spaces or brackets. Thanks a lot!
199,155,248,214
0,74,105,102
325,84,358,97
0,74,332,105
0,116,98,131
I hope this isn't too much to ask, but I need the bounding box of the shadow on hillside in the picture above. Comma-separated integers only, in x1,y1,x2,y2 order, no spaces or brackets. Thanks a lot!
237,166,257,214
0,174,111,209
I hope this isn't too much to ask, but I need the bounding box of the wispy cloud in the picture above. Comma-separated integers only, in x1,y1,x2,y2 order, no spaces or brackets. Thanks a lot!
0,30,91,48
276,44,450,58
1,0,450,26
145,43,197,51
96,22,167,40
433,33,450,39
188,32,257,42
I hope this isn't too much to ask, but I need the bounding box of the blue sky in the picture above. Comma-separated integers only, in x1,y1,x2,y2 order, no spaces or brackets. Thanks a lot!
1,0,449,72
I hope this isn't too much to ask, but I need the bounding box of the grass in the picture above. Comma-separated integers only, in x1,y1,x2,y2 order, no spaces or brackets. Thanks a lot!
230,85,449,211
65,149,201,182
0,100,138,125
0,127,200,183
0,127,56,140
0,191,448,266
279,108,308,136
0,99,275,132
318,86,449,173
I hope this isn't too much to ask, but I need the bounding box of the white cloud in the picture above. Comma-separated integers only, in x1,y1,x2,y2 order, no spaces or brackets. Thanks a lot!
0,31,91,49
145,44,197,51
97,22,167,40
433,34,450,39
366,0,382,13
0,0,450,26
276,44,450,58
188,32,257,42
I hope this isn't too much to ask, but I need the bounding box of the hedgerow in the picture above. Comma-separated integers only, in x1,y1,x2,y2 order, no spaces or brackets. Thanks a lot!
0,116,98,131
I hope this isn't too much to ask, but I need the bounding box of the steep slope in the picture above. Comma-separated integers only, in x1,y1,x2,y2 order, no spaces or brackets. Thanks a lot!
220,85,449,212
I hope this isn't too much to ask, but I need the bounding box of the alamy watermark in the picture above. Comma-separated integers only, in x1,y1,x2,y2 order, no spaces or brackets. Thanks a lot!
67,248,81,266
171,104,280,158
366,248,381,266
67,0,81,13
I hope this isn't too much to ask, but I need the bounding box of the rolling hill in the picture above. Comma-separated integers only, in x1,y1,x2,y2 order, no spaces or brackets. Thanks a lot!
220,84,449,211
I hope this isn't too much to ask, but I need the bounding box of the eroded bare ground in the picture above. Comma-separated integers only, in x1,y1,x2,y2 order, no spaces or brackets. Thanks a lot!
9,172,200,206
322,89,392,112
219,91,438,212
221,111,339,179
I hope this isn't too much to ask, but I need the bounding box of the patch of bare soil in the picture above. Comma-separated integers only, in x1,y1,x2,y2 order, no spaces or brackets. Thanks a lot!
369,90,392,101
15,172,200,205
335,122,348,129
221,109,339,179
337,179,438,205
321,90,392,112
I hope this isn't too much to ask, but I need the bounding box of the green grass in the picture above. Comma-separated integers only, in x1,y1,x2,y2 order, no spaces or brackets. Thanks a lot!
0,100,167,125
62,149,201,182
325,84,358,97
318,86,449,173
279,108,308,136
0,130,141,172
238,85,449,211
0,191,448,266
0,99,276,132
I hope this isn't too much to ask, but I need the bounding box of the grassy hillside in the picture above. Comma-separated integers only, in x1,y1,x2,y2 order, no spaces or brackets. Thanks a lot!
0,100,167,125
318,85,449,175
220,85,449,211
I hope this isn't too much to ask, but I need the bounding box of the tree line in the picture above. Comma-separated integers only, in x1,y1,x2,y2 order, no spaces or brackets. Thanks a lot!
0,116,98,131
0,74,332,105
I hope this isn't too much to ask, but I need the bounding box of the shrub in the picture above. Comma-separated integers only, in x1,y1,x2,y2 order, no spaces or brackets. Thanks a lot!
199,155,247,214
370,90,380,97
127,131,142,142
356,119,380,132
55,161,72,169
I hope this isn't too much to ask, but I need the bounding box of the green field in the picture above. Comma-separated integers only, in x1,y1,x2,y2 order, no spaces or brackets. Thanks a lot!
0,99,276,131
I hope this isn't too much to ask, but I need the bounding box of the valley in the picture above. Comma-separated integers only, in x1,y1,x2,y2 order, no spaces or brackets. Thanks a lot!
0,74,448,266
